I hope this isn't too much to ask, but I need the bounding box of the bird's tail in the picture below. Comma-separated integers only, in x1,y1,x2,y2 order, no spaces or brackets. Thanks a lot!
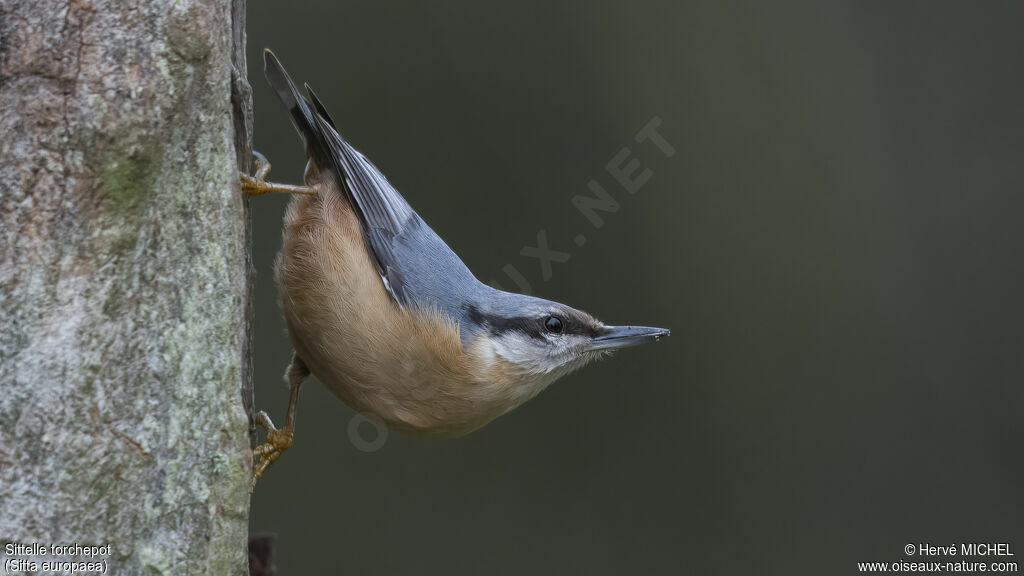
260,48,416,303
262,49,337,174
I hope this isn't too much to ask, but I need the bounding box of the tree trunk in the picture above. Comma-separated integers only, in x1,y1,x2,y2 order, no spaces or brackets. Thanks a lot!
0,0,252,573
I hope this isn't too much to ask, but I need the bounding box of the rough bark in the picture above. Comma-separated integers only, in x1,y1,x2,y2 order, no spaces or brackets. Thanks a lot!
0,0,251,574
230,0,257,453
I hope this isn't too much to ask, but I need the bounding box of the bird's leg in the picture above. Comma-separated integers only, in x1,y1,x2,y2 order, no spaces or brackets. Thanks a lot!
240,151,316,197
251,354,310,492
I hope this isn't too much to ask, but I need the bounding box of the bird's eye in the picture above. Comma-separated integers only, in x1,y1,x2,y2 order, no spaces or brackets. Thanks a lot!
544,316,564,334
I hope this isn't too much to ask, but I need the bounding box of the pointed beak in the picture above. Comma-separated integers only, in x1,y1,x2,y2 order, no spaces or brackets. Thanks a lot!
589,325,671,351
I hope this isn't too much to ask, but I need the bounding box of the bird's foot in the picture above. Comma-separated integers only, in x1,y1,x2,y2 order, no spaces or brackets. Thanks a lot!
240,151,315,197
250,410,294,493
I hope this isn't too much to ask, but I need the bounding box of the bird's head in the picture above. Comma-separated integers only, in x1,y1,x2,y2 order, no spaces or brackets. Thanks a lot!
464,291,669,389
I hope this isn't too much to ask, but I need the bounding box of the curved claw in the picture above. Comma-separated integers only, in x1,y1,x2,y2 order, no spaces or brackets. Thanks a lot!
250,411,294,493
253,150,272,180
239,151,316,197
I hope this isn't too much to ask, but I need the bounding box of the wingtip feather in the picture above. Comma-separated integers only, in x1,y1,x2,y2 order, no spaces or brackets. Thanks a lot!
304,82,337,129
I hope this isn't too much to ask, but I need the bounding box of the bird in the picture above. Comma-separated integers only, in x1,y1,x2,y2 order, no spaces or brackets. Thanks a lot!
241,49,669,490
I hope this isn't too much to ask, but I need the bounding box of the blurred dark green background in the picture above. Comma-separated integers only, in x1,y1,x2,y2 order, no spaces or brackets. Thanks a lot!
246,2,1023,574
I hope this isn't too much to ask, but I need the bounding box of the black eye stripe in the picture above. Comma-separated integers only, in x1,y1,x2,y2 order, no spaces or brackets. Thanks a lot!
464,305,602,340
465,306,546,341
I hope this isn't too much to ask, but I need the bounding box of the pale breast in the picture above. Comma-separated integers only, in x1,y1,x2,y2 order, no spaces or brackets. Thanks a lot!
274,165,522,436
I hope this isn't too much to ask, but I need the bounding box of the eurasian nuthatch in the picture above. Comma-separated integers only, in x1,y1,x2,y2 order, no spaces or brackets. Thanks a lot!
241,50,669,490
